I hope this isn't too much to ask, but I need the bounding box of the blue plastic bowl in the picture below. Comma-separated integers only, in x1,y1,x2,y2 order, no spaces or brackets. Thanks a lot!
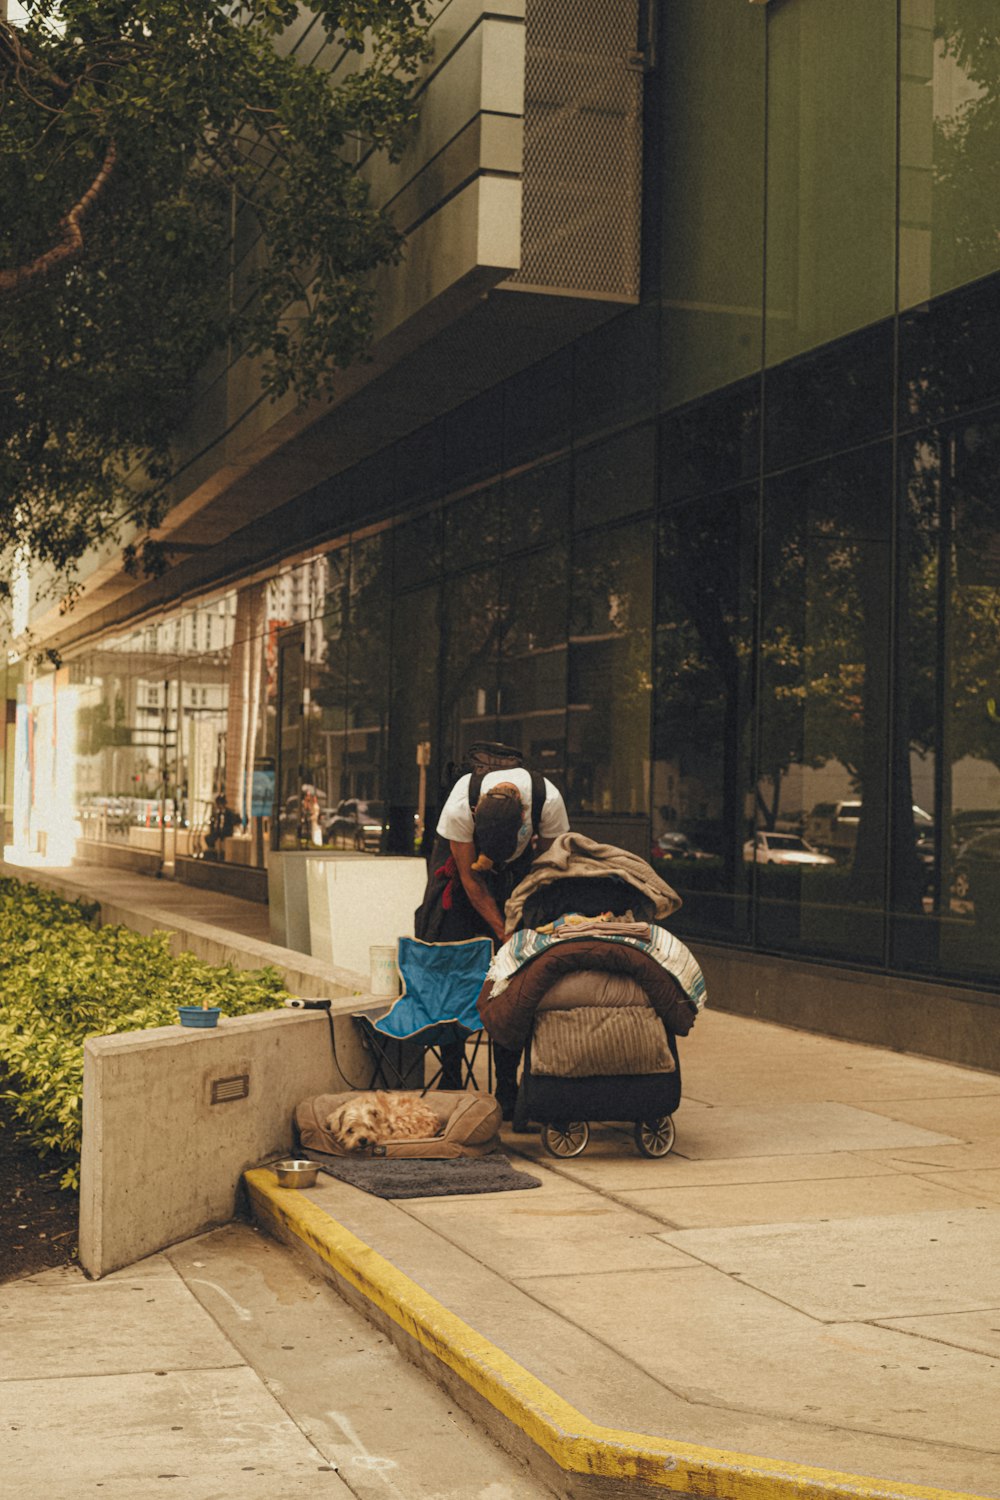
177,1006,221,1028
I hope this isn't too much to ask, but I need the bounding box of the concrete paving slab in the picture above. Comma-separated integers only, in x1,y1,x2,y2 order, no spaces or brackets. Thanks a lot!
658,1208,1000,1321
253,1170,1000,1496
853,1142,1000,1171
921,1168,1000,1204
0,1256,242,1380
875,1308,1000,1359
403,1190,701,1277
679,1012,1000,1100
613,1169,995,1229
857,1095,1000,1137
3,1366,351,1500
653,1101,958,1158
165,1224,549,1500
511,1146,912,1193
516,1262,1000,1464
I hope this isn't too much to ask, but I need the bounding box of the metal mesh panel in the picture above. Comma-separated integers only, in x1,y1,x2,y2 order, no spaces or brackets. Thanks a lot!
514,0,643,301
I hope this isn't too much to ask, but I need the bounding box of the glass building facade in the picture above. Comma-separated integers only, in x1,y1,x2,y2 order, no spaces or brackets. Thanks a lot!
3,0,1000,1015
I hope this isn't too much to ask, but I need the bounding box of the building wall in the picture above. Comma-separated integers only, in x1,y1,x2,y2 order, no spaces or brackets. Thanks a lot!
6,0,1000,1052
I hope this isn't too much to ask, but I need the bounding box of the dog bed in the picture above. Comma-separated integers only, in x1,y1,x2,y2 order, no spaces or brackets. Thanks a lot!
295,1089,502,1159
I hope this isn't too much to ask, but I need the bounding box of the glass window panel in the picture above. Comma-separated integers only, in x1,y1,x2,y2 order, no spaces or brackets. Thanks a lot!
395,420,444,509
444,485,500,574
764,323,894,473
501,461,570,555
660,380,760,506
345,533,391,830
499,546,568,782
440,567,500,767
900,2,1000,308
443,389,503,492
757,445,893,962
388,585,439,855
655,488,755,942
392,506,441,593
574,307,657,446
574,426,655,531
891,419,1000,993
765,0,896,367
504,348,572,470
659,0,765,409
899,274,1000,432
567,523,653,850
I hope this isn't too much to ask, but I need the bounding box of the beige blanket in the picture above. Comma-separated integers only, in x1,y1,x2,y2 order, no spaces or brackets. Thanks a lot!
505,832,681,934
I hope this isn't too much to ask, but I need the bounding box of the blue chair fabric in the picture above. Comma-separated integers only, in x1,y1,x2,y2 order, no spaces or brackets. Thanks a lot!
352,936,494,1093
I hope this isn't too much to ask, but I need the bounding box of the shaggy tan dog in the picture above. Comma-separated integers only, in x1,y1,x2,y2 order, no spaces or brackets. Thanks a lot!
324,1091,441,1153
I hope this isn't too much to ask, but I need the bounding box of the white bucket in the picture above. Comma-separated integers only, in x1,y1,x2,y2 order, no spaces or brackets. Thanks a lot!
369,944,400,998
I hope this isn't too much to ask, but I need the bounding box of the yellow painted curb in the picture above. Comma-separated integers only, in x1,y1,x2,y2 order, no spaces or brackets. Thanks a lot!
245,1168,990,1500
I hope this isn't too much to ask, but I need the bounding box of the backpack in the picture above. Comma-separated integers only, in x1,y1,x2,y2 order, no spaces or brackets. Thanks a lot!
414,743,547,941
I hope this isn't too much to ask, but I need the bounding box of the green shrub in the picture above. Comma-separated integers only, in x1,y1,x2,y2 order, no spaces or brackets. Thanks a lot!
0,878,291,1189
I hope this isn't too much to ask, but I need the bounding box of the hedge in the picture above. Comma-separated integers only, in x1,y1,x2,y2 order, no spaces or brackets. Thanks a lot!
0,878,291,1189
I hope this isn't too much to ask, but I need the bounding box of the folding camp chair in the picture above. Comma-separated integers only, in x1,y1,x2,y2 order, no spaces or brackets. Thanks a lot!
352,936,494,1095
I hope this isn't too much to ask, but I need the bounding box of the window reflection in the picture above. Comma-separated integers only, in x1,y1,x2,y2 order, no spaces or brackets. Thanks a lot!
499,546,568,782
765,0,896,366
655,488,755,939
388,586,438,854
567,524,651,850
441,567,500,765
893,418,1000,980
758,445,892,961
900,2,1000,307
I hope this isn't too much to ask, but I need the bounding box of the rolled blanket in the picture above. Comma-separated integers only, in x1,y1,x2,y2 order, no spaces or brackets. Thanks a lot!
505,832,681,934
478,931,705,1052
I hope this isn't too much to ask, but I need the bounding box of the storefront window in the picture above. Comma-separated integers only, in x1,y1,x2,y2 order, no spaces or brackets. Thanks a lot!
655,487,755,941
659,0,765,409
892,415,1000,981
757,443,893,962
567,522,652,850
499,545,568,782
765,0,896,367
900,0,1000,308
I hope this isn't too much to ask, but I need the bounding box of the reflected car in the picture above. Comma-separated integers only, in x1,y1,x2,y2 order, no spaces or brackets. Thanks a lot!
650,832,715,861
805,799,932,859
324,798,386,851
951,829,1000,911
743,832,836,867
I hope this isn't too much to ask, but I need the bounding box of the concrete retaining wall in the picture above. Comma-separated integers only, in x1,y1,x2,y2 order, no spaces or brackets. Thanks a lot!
79,1006,390,1279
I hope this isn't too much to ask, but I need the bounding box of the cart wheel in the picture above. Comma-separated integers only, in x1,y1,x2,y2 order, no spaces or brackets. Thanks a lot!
634,1115,675,1158
541,1121,590,1158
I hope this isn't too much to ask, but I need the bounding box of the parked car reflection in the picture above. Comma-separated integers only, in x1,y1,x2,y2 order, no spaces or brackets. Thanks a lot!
650,832,716,861
743,832,836,867
324,798,386,850
951,828,1000,918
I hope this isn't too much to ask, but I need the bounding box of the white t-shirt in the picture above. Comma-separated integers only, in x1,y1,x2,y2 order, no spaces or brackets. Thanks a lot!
436,768,569,859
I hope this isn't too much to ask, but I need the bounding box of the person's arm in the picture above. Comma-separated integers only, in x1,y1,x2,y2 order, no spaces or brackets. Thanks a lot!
450,839,506,943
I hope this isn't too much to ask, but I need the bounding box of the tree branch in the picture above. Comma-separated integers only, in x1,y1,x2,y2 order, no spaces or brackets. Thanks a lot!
0,140,117,299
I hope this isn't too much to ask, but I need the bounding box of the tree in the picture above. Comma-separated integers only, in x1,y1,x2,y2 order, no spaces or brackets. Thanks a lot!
0,0,429,610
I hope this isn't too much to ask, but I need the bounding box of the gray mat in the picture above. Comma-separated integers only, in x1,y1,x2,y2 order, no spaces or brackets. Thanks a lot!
310,1150,542,1199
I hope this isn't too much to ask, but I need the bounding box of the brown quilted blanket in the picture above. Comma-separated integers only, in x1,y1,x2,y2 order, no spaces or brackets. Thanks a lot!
477,937,697,1051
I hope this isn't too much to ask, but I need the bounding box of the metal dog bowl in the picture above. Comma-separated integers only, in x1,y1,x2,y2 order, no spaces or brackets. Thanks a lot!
273,1158,319,1189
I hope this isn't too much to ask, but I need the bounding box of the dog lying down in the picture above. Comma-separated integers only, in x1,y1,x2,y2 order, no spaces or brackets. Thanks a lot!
324,1090,442,1153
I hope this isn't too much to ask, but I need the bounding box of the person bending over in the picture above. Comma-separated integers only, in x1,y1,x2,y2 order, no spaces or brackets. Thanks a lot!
435,768,569,1115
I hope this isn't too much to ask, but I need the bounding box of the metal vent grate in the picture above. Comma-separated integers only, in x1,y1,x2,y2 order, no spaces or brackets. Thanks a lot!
516,0,642,300
211,1074,250,1105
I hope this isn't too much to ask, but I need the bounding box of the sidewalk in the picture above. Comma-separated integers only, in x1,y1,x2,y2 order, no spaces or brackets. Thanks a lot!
3,859,1000,1497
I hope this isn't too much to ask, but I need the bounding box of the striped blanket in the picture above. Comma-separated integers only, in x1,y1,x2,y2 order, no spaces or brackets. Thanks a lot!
486,921,707,1012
